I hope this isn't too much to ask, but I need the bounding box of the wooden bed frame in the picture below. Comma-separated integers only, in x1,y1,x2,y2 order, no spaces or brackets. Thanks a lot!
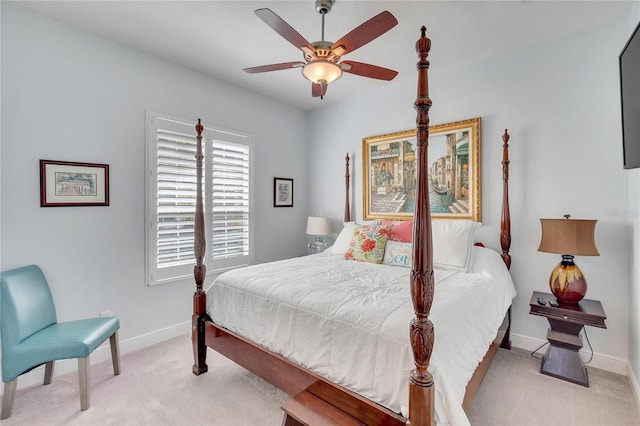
191,27,512,426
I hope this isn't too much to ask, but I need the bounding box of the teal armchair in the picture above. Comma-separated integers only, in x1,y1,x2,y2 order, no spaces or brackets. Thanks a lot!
0,265,120,419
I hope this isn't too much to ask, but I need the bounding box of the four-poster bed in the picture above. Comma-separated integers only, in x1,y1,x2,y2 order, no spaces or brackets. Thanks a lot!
191,27,514,425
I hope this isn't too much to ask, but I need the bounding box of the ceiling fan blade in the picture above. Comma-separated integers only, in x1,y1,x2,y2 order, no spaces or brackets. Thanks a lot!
312,83,328,99
255,8,314,53
243,62,305,74
331,11,398,56
340,61,398,81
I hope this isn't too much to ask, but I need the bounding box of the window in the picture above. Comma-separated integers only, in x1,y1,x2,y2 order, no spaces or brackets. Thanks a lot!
145,112,254,286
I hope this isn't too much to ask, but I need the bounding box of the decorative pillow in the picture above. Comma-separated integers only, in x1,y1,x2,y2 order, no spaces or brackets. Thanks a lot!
389,220,413,243
380,220,402,226
383,240,412,268
432,220,480,272
344,224,392,264
331,220,379,255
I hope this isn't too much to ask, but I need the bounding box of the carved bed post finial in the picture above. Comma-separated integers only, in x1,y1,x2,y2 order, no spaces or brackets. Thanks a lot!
192,118,208,375
344,153,351,223
501,129,512,270
409,26,435,426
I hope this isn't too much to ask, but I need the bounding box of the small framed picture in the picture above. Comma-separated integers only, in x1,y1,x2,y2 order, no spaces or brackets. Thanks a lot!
40,160,110,207
273,177,293,207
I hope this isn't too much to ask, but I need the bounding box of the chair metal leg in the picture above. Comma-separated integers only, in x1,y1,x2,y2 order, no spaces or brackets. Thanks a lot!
1,379,17,420
110,331,121,375
44,361,55,385
78,357,90,411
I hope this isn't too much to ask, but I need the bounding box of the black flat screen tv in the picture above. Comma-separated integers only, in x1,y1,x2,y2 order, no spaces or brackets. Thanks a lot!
619,20,640,170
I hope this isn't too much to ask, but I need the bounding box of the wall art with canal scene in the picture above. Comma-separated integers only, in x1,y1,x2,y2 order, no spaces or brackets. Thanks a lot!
362,117,481,221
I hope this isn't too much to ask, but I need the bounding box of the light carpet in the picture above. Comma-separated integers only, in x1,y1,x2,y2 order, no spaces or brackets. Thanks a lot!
2,334,639,425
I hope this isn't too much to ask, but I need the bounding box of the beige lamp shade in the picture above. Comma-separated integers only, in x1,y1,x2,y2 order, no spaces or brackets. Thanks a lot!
306,216,331,236
538,218,599,256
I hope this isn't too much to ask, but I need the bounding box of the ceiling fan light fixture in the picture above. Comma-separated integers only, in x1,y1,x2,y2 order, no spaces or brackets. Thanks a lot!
247,7,398,98
302,60,343,84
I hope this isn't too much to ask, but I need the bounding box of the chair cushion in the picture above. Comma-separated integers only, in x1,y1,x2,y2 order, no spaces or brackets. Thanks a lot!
2,317,120,382
24,317,120,357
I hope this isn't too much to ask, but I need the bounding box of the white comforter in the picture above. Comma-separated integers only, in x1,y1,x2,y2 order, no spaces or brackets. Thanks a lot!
206,246,516,425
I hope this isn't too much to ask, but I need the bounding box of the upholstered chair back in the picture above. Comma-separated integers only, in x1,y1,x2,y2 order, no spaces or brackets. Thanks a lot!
1,265,57,360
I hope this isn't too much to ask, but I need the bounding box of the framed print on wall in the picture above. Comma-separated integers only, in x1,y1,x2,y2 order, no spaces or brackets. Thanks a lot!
273,177,293,207
362,117,481,221
40,160,110,207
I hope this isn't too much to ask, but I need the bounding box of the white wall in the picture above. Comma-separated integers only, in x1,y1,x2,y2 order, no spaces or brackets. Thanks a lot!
308,17,633,370
626,0,640,405
0,2,309,379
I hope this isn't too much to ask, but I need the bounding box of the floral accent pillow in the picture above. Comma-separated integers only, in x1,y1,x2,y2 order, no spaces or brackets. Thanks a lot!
344,224,393,263
331,220,380,255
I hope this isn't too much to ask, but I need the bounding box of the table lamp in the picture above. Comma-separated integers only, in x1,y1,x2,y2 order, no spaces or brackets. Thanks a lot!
537,214,599,304
306,216,331,253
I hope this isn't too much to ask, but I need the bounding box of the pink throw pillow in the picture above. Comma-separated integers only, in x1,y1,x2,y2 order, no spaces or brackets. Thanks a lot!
388,220,413,243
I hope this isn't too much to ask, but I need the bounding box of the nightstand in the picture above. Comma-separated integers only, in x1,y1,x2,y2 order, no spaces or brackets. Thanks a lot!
529,291,606,387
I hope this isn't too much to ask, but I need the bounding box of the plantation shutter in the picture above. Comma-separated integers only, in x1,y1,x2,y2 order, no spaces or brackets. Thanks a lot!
148,117,199,284
146,112,253,286
210,133,251,270
156,129,197,267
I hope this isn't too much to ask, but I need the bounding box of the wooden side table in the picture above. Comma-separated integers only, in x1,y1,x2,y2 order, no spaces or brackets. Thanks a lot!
529,291,606,387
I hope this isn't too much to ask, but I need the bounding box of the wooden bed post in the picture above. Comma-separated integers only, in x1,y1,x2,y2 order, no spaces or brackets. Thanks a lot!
192,119,208,375
344,154,351,223
500,129,512,270
499,129,512,350
409,26,435,426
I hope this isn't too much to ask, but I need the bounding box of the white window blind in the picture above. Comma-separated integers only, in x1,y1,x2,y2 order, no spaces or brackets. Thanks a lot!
146,112,253,286
210,136,251,270
157,127,198,269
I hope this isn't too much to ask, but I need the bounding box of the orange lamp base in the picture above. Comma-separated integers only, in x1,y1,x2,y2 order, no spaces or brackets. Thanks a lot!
549,255,587,304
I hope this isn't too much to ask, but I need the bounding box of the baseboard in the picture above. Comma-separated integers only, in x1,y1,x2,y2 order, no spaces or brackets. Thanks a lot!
1,320,191,392
510,332,629,376
628,364,640,412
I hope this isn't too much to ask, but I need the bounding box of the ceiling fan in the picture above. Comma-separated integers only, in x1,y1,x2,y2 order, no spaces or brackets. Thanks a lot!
243,0,398,99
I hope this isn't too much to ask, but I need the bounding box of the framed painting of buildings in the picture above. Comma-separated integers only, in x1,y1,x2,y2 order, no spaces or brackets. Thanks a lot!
362,117,481,221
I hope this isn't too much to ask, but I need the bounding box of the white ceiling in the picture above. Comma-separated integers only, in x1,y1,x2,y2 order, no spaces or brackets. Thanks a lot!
14,0,631,111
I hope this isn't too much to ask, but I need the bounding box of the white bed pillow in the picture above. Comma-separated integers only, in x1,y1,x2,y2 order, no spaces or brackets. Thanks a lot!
331,220,380,255
432,220,480,272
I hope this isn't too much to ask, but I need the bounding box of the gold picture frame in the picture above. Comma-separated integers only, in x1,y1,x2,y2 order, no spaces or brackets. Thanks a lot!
362,117,481,221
